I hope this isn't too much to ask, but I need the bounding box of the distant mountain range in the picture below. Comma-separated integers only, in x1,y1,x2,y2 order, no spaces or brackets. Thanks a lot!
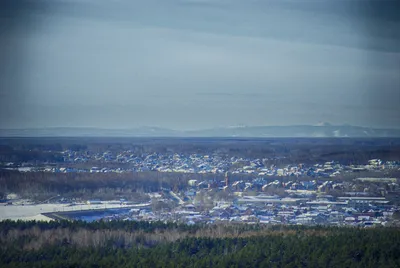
1,124,400,138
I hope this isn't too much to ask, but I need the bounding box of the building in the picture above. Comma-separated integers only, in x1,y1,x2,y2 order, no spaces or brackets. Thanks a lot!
87,200,102,205
225,172,229,187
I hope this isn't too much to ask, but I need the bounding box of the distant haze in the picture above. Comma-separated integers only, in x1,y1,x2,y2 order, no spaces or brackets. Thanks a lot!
1,0,399,131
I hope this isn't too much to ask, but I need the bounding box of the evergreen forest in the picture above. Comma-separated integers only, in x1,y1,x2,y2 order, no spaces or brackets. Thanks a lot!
1,220,399,267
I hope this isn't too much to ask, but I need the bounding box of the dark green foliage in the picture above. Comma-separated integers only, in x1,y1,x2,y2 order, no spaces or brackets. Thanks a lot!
0,221,399,267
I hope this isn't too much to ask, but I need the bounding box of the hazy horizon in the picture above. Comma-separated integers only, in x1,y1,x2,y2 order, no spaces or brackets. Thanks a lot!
2,122,400,132
1,0,399,131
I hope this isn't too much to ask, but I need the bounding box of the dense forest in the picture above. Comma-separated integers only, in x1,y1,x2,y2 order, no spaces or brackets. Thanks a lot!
0,220,399,267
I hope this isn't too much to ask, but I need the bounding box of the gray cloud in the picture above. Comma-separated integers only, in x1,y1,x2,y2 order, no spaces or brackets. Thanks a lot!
0,0,399,130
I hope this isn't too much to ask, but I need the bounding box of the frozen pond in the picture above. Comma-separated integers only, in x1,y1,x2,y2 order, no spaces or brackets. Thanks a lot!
0,202,150,221
66,208,132,222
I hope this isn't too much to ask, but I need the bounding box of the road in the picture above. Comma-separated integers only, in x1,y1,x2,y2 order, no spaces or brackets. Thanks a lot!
169,191,184,205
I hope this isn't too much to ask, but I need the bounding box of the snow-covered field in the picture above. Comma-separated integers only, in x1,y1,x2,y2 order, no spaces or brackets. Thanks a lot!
0,202,140,222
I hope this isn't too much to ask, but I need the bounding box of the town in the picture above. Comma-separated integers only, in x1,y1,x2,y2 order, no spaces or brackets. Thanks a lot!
2,146,400,227
4,149,400,178
70,167,400,227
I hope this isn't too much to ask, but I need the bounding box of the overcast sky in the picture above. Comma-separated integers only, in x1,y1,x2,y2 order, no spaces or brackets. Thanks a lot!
1,0,399,130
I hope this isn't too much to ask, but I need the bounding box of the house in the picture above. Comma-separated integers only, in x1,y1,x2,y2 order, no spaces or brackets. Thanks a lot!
183,204,196,211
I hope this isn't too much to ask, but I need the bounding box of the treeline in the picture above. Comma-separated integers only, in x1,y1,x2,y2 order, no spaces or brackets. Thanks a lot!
2,138,400,165
2,168,399,202
0,220,399,267
0,170,183,201
0,170,259,201
0,144,63,163
0,220,294,250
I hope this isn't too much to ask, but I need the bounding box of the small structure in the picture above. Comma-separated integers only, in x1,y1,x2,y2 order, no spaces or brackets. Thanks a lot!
87,200,102,205
188,180,198,187
225,172,229,187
